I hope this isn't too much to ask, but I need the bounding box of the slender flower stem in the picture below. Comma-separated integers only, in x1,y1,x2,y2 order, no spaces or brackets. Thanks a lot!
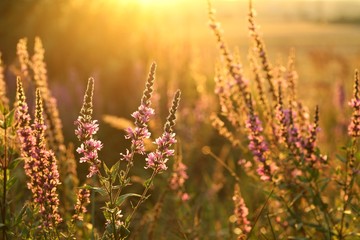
106,176,117,240
246,188,274,240
115,145,136,202
91,176,96,240
125,170,157,229
339,138,357,239
2,118,7,240
202,146,241,183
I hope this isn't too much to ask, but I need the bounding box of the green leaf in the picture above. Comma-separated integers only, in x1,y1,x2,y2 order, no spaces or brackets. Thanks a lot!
143,178,153,188
318,178,330,192
336,154,347,163
8,157,24,170
290,190,304,206
297,176,309,183
93,187,107,196
6,176,17,190
82,185,107,196
5,109,15,128
115,193,142,206
11,204,27,227
110,161,120,182
0,102,5,114
103,162,110,175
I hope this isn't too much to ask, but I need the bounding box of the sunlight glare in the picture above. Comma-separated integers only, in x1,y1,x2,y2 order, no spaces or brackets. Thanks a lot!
132,0,182,5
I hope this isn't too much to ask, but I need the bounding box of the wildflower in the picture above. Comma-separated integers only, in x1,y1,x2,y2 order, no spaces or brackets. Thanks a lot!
72,188,90,222
169,154,189,201
105,209,124,228
348,70,360,137
15,78,35,155
75,78,102,178
169,160,188,191
208,2,248,100
181,193,190,202
16,38,30,79
232,184,251,235
32,89,62,227
0,53,9,107
245,95,274,181
27,37,66,159
16,87,62,227
145,90,180,173
303,106,320,163
121,63,155,161
248,0,276,101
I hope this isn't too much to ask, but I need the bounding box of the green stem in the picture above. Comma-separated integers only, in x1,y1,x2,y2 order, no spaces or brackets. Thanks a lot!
108,175,119,240
125,170,157,229
204,148,241,183
91,176,96,240
246,188,274,240
339,139,357,239
114,145,136,205
2,121,8,240
147,189,168,240
306,172,333,239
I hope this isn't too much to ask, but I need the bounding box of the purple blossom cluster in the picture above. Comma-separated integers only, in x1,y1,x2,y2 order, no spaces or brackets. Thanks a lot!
145,132,177,173
275,102,303,153
15,79,35,155
72,188,90,222
124,105,154,155
169,159,189,202
121,63,156,162
74,78,103,178
145,90,181,173
233,184,251,235
15,82,62,228
246,98,275,181
302,106,322,164
348,70,360,137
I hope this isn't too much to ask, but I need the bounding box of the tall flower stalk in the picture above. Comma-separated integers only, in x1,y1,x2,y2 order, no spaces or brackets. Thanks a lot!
74,78,102,178
245,95,274,181
348,70,360,138
120,63,156,178
232,184,251,239
125,89,181,228
338,70,360,239
15,82,62,231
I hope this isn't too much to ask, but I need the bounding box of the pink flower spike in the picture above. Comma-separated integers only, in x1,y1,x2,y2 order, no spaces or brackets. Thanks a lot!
75,78,102,178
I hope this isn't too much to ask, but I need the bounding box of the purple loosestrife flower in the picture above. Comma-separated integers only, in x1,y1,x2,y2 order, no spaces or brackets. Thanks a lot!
121,63,156,162
303,106,320,163
275,86,302,151
72,188,90,222
16,87,62,228
169,155,189,201
287,103,303,150
349,70,360,137
15,78,35,157
248,1,276,101
232,184,251,236
32,90,62,227
245,95,275,181
75,78,103,178
208,3,249,100
145,90,181,173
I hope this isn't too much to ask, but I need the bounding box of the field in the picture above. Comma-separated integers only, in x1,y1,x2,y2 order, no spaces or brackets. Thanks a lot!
0,0,359,239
